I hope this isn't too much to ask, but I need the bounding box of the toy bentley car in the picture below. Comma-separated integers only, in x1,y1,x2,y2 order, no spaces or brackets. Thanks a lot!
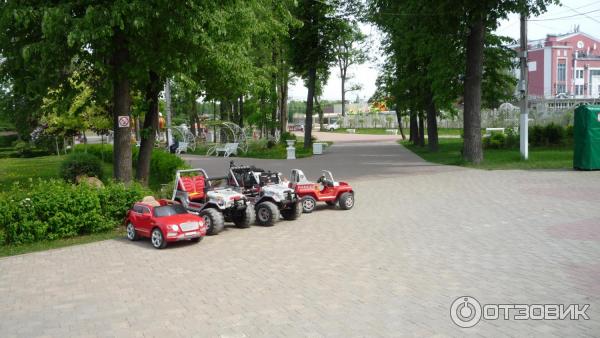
125,196,207,249
290,169,355,213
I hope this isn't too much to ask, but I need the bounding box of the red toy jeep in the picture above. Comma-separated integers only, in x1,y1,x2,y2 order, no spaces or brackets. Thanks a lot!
290,169,355,213
125,196,207,249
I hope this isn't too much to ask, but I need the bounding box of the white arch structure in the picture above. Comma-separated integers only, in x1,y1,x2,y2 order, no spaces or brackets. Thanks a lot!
205,121,249,155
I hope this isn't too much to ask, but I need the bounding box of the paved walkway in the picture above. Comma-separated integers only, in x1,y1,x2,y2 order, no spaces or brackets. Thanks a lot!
1,141,599,337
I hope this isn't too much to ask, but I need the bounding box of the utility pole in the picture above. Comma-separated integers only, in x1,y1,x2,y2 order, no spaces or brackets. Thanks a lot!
519,13,529,160
164,78,173,147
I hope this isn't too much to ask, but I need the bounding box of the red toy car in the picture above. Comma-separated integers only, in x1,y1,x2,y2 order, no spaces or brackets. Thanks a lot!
290,169,355,213
125,196,207,249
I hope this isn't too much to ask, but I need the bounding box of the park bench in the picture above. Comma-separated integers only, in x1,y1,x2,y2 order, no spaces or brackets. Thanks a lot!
176,142,188,154
485,128,505,136
346,129,356,134
214,142,238,157
385,129,398,135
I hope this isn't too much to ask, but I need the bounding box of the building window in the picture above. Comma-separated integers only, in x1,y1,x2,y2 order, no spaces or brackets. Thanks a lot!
576,69,584,79
556,84,566,94
575,85,584,96
557,63,566,81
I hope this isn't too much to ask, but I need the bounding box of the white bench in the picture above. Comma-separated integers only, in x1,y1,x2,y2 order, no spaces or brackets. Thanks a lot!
214,143,238,157
175,142,188,154
346,129,356,134
385,129,398,135
485,128,505,136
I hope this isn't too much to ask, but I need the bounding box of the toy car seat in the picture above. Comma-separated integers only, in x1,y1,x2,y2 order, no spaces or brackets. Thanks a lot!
142,196,160,207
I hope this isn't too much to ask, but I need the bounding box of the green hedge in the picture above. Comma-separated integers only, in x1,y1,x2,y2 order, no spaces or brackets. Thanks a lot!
60,152,104,182
0,180,150,245
0,134,18,147
76,144,187,190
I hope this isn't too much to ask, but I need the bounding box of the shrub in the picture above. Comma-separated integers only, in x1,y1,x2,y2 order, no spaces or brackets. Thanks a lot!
483,133,506,149
529,123,568,147
0,134,18,147
543,123,565,146
505,128,519,149
0,180,150,245
60,152,104,183
279,132,297,144
144,149,187,190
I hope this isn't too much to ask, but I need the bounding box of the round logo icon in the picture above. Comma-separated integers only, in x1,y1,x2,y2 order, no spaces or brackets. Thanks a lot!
450,296,482,328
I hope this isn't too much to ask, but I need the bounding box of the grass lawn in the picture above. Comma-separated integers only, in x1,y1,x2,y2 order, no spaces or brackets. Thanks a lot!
402,138,574,170
189,142,316,159
0,155,113,191
332,127,462,136
0,229,124,258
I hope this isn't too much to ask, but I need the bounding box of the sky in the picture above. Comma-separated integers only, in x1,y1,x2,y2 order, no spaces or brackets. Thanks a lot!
288,0,600,102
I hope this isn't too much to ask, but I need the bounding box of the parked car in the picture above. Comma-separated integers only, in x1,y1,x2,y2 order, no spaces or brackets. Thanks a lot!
229,162,302,226
290,169,355,213
288,123,304,132
325,121,340,131
125,197,207,249
172,168,255,235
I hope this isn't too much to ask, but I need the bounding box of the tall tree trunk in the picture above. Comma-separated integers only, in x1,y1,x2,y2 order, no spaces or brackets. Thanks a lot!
315,96,324,131
136,71,161,185
395,101,406,140
238,95,244,128
111,29,132,183
279,73,288,134
463,18,485,163
190,99,197,136
418,112,425,147
304,67,316,149
409,109,418,144
341,74,346,117
270,50,278,137
426,93,438,152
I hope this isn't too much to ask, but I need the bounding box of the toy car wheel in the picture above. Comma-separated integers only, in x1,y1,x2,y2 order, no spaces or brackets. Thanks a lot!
126,222,139,241
255,201,280,226
329,128,334,131
200,208,225,235
281,201,302,220
151,228,167,249
301,196,316,213
233,206,255,228
338,192,354,210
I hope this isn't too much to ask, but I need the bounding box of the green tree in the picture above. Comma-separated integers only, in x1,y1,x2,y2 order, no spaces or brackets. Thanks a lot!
290,0,343,149
334,22,369,117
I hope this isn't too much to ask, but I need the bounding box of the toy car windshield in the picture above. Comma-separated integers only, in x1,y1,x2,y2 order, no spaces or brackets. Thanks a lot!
259,172,280,185
153,204,188,217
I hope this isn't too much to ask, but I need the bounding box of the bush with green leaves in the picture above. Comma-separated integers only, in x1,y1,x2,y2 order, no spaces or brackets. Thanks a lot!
76,144,186,189
529,123,569,147
0,180,150,245
279,132,296,144
60,152,104,182
483,132,506,149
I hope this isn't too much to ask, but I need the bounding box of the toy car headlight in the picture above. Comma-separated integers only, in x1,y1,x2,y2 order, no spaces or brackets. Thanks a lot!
169,224,179,231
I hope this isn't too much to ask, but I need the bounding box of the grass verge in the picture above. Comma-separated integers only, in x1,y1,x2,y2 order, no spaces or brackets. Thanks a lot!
0,155,113,191
401,138,574,170
0,228,124,258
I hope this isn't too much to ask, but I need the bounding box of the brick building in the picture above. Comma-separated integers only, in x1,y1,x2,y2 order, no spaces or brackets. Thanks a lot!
526,32,600,99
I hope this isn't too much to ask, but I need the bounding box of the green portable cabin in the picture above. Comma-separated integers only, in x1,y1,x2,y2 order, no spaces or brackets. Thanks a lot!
573,105,600,170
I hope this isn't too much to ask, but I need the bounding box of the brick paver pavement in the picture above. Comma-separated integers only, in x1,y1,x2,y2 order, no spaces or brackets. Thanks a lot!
1,141,599,337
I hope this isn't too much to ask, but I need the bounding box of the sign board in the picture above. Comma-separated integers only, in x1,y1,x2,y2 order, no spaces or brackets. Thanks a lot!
118,116,130,128
527,61,537,72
